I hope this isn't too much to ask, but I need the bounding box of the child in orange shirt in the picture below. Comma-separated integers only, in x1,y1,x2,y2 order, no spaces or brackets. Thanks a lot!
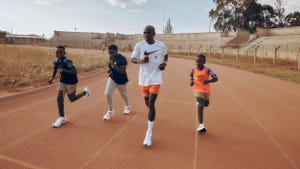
190,54,218,133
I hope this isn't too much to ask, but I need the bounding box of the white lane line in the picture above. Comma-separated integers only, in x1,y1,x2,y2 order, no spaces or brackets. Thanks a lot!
80,107,142,169
0,97,53,119
221,84,299,169
0,100,101,151
0,80,101,120
0,153,48,169
193,103,198,169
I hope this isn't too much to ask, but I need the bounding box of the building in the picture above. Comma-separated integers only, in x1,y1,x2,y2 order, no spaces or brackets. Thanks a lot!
4,34,46,45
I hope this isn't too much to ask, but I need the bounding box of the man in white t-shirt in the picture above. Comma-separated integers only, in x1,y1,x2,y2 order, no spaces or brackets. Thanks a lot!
131,25,168,147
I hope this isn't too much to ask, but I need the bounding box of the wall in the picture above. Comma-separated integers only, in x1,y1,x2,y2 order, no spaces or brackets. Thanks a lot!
47,27,300,61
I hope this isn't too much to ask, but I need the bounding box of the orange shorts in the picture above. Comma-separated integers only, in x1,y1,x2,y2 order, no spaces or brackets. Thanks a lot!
140,85,160,97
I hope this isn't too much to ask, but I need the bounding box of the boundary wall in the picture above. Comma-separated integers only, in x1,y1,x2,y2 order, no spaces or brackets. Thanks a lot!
33,27,300,63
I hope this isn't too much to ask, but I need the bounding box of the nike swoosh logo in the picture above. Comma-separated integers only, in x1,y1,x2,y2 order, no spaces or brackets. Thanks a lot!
144,50,158,55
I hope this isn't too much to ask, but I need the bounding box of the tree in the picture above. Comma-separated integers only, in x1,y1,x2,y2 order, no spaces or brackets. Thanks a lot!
285,11,300,26
242,0,263,33
209,0,288,32
209,0,246,32
0,30,8,37
210,0,266,33
163,18,173,34
274,0,285,27
261,4,276,28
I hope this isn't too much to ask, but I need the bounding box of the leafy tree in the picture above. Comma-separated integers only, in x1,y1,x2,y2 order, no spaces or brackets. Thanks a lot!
0,30,8,37
209,0,291,32
242,0,263,33
285,11,300,26
209,0,246,32
261,4,276,28
163,18,173,34
210,0,266,32
274,0,285,27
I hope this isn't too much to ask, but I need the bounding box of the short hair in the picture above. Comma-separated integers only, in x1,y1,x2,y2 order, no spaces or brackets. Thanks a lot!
197,54,206,63
57,45,65,50
144,25,155,33
108,44,118,51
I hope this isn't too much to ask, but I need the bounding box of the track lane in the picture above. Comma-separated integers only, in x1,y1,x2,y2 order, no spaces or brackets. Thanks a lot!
0,57,299,169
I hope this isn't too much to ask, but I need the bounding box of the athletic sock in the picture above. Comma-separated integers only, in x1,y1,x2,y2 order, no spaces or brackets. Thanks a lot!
147,120,154,135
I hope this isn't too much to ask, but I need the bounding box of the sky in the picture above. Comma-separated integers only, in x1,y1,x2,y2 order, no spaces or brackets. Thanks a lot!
0,0,299,38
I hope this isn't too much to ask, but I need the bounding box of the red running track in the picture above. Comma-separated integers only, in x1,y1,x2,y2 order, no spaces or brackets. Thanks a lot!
0,57,300,169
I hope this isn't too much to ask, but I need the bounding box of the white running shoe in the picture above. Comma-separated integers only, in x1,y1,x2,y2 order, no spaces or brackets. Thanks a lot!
143,132,152,147
123,106,130,115
83,87,89,100
52,116,67,128
197,123,206,133
103,109,115,120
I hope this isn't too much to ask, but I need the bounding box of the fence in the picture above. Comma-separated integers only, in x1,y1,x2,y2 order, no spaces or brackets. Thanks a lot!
164,44,300,71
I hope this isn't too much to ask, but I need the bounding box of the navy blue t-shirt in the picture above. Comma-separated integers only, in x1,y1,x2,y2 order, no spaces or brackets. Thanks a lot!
108,54,129,84
53,57,78,84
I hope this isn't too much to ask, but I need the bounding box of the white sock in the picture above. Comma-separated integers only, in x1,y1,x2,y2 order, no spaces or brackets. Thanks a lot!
199,123,205,128
147,120,154,135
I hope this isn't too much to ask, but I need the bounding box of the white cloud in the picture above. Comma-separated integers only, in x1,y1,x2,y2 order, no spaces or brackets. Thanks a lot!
285,0,300,14
258,0,300,14
128,9,141,13
34,0,60,5
105,0,146,8
35,0,51,5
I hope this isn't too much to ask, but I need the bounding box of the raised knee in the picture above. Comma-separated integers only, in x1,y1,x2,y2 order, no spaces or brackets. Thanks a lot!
69,97,76,102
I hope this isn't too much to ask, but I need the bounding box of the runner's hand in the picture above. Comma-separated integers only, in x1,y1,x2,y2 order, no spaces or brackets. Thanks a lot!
48,78,53,84
159,63,166,70
141,56,149,63
203,80,210,84
190,81,194,86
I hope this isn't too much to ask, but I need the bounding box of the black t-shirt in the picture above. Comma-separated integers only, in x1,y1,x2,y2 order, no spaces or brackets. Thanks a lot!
108,54,129,84
53,57,78,84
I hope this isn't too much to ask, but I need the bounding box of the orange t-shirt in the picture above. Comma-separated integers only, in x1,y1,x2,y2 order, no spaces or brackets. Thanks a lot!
192,66,213,93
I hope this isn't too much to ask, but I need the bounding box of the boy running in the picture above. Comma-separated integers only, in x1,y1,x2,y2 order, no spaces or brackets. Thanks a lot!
48,45,89,128
103,44,130,120
190,54,218,133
